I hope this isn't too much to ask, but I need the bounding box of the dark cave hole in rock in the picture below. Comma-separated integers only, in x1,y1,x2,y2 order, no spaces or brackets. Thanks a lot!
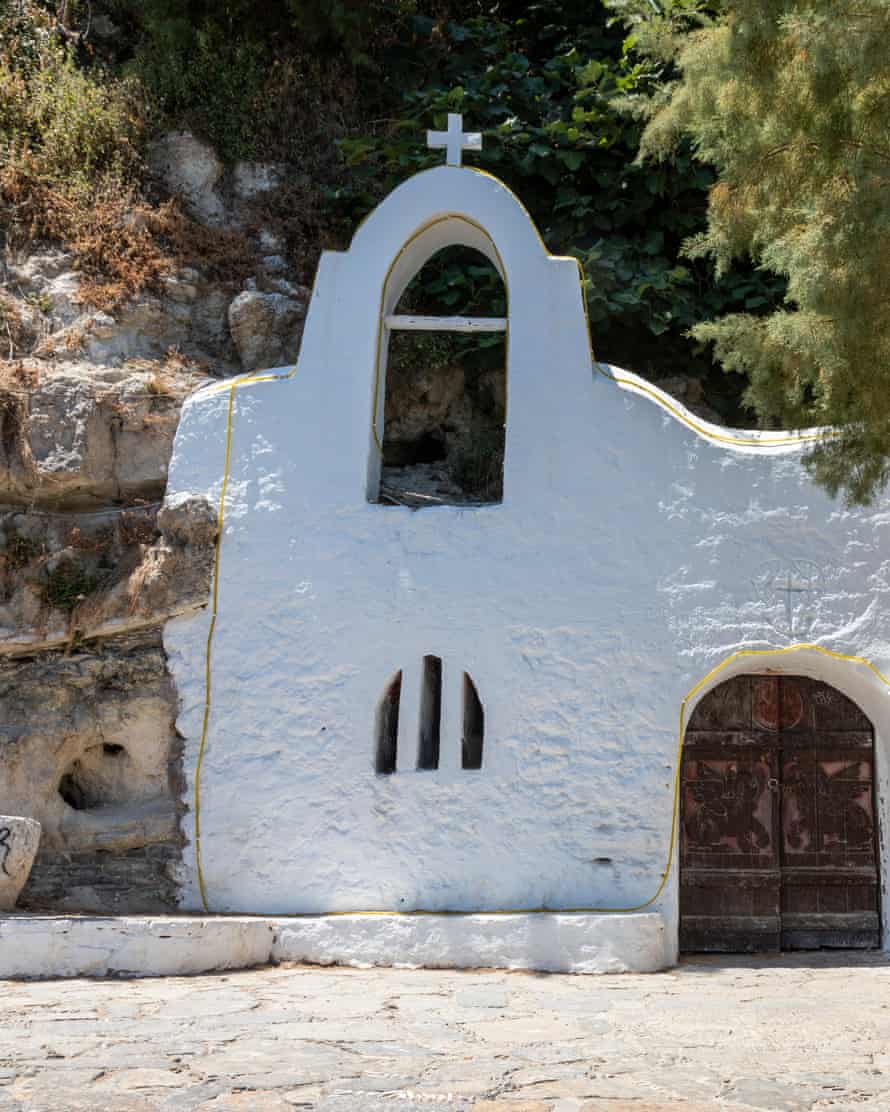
57,743,134,811
58,772,90,811
380,246,506,507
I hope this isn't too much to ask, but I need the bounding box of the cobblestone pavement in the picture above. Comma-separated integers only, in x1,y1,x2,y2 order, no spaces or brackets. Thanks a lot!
2,953,890,1111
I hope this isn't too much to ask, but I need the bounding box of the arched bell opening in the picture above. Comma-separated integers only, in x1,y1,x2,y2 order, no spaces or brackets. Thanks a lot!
369,217,508,507
679,672,881,954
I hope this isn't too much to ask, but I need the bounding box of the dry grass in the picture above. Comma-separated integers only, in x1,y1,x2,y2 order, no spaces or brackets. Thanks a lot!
1,156,257,312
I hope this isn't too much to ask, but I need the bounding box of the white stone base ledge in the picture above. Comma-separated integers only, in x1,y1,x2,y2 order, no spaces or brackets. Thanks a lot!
272,912,667,974
0,912,668,980
0,915,275,980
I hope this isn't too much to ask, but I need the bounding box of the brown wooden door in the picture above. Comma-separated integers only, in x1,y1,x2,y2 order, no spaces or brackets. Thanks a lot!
680,675,880,953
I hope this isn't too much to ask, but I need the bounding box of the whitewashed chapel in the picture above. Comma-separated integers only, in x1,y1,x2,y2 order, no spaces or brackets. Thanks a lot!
164,116,890,972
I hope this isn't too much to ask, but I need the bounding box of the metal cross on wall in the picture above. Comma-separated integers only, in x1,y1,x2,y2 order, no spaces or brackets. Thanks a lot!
775,569,817,633
752,558,823,638
426,113,482,167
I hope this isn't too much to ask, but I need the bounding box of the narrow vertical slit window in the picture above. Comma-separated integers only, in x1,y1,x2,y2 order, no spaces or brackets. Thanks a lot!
462,673,484,770
375,671,402,774
418,655,442,770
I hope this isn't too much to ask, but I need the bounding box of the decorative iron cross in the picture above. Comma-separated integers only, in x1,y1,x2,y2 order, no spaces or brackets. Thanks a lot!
426,113,482,167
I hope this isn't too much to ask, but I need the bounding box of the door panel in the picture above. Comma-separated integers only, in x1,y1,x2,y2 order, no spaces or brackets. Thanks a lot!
680,684,782,952
780,747,879,948
680,675,880,952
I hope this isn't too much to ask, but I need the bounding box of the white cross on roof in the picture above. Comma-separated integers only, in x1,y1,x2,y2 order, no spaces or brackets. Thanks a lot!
426,113,482,167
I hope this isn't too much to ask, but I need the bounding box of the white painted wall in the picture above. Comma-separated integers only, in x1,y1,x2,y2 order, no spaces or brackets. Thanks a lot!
164,165,890,965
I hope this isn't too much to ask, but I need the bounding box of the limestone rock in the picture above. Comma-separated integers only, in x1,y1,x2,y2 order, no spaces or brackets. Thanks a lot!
5,249,82,328
148,131,225,225
227,289,309,371
126,494,218,624
233,161,286,200
79,280,239,368
264,277,302,299
0,494,217,655
259,255,288,277
1,631,183,913
258,227,285,253
382,355,506,501
8,245,241,369
0,361,205,507
156,491,218,548
0,815,41,911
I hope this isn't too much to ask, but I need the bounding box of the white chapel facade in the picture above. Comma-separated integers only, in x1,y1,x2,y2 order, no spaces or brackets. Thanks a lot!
163,116,890,972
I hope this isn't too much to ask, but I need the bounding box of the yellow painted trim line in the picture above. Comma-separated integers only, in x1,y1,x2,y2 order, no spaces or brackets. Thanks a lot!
193,368,296,911
598,363,829,449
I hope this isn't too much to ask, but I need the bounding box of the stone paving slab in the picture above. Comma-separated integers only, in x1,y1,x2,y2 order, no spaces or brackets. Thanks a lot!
2,952,890,1110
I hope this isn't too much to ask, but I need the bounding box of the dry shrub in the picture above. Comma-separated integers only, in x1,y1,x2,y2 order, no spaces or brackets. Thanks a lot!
120,509,159,548
0,9,256,312
0,290,30,356
247,52,362,283
153,204,256,286
1,156,255,310
0,360,39,389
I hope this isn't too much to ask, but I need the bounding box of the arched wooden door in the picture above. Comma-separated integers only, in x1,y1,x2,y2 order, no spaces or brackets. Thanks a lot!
680,675,880,952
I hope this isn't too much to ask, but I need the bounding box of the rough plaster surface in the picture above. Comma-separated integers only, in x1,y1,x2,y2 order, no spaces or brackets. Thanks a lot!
164,165,890,966
272,912,665,973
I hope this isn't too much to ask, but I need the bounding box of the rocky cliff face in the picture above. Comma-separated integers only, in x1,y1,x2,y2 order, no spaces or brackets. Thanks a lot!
0,133,313,912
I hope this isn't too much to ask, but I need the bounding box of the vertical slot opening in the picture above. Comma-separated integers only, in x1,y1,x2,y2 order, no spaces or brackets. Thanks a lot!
418,655,442,770
375,671,402,774
462,673,484,770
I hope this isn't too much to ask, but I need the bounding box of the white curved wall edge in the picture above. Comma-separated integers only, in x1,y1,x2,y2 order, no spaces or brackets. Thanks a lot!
597,363,830,455
190,359,830,460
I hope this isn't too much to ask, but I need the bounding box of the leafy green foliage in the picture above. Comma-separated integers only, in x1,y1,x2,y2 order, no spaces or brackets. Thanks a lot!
0,7,141,186
110,0,410,160
609,0,890,503
0,0,809,435
39,560,98,611
4,533,39,572
332,3,782,404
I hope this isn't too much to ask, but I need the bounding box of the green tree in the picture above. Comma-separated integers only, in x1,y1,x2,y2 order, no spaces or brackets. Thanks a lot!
334,1,783,408
608,0,890,504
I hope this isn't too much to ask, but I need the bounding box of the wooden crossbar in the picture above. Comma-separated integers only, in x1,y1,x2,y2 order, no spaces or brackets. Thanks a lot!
384,315,507,333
